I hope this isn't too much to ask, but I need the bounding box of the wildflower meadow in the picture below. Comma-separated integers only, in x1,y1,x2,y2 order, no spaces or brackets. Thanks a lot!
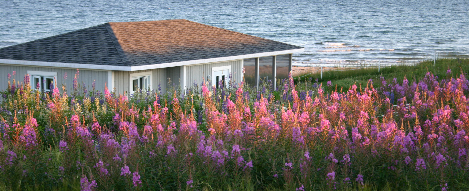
0,67,468,190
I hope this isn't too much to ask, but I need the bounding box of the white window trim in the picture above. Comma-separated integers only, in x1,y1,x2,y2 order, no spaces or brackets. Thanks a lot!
211,65,231,89
129,71,152,94
27,71,57,92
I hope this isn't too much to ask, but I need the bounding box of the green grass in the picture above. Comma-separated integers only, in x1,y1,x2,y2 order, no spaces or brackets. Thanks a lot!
294,58,469,91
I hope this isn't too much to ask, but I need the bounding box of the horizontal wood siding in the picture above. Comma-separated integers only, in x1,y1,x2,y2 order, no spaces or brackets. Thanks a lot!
185,60,243,90
0,63,108,94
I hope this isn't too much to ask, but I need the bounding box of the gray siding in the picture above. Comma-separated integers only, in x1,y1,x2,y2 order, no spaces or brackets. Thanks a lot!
113,68,167,95
0,63,108,94
185,60,243,89
113,71,130,95
152,68,167,94
166,66,181,88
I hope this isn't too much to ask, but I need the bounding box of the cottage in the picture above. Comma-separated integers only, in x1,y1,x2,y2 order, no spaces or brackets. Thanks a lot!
0,19,303,95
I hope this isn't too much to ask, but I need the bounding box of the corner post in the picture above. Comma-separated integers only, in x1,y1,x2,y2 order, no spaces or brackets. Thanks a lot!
255,57,260,91
272,55,277,91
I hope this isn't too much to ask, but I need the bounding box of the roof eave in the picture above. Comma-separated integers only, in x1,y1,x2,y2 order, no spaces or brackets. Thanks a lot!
0,48,304,72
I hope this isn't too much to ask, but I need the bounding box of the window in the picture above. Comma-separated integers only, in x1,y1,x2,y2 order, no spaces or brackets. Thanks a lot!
130,71,152,94
28,71,57,92
211,66,231,89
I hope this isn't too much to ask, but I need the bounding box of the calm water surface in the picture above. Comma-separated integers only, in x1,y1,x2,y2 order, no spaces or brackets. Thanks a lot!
1,0,468,66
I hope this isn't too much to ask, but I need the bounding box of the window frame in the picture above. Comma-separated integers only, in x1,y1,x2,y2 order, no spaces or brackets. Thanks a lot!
27,71,57,92
129,71,152,94
211,66,231,89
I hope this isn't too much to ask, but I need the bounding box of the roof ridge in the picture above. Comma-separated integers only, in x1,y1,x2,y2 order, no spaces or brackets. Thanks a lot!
103,23,131,66
182,20,293,46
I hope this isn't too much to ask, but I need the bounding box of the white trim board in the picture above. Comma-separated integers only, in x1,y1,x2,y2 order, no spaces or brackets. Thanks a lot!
0,48,304,72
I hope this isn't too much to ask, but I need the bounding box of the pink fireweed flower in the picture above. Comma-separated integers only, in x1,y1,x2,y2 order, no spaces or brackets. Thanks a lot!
80,175,97,191
20,125,37,148
285,162,293,168
121,165,131,176
71,115,79,124
143,125,152,136
76,125,91,137
52,86,60,98
133,172,142,187
91,122,101,132
202,84,210,97
104,86,111,99
47,102,56,110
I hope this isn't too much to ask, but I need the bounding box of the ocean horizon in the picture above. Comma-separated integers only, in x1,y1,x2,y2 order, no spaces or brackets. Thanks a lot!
1,0,468,66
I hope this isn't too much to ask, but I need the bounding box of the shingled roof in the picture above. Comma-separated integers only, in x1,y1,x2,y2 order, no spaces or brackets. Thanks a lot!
0,19,302,67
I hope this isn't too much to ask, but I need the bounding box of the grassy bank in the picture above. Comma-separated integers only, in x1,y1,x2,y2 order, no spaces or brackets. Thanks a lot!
0,59,468,190
294,59,469,91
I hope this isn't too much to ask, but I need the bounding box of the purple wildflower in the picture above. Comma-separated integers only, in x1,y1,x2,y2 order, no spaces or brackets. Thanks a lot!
285,162,293,168
121,165,131,176
7,150,17,165
167,144,176,155
416,158,426,171
232,144,241,156
327,171,335,180
245,160,253,170
19,125,37,148
132,172,142,187
80,175,97,191
187,179,193,187
459,148,466,158
95,160,109,176
435,153,446,168
113,154,122,162
237,156,245,166
441,182,448,191
59,140,68,152
356,174,364,185
405,156,412,165
296,184,305,191
342,154,350,164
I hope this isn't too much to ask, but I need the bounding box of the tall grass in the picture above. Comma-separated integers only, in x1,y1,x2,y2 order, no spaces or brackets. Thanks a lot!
0,59,468,190
295,59,469,92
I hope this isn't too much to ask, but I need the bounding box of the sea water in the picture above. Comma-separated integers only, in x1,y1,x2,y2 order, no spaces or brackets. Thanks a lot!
1,0,468,66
